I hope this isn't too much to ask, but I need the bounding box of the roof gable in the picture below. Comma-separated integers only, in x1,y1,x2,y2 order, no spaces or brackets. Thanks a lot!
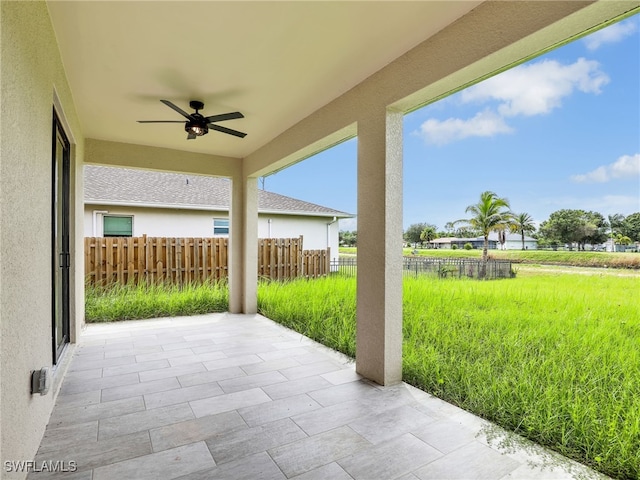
84,166,352,218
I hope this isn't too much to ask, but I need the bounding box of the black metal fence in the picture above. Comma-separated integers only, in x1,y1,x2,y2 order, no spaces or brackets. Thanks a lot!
330,257,514,280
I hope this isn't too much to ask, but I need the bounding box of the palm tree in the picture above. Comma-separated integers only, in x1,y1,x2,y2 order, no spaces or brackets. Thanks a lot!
420,225,437,248
615,233,632,250
454,191,513,262
512,212,536,250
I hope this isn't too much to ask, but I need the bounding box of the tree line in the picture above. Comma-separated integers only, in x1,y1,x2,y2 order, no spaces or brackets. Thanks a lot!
340,192,640,254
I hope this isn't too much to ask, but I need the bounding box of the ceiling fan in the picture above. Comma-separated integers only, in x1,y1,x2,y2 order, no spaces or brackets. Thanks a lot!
138,100,247,140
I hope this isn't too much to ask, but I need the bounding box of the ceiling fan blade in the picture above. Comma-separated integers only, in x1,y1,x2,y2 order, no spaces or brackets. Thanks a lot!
187,132,197,140
204,112,244,123
209,124,247,138
137,120,186,123
161,99,194,120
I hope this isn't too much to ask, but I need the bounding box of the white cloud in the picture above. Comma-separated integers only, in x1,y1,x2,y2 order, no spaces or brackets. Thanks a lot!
598,195,640,213
583,19,638,51
461,58,609,117
538,194,640,216
418,109,513,145
571,154,640,183
416,57,610,146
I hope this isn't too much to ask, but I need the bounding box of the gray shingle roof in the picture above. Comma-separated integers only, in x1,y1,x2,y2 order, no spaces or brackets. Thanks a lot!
84,165,352,218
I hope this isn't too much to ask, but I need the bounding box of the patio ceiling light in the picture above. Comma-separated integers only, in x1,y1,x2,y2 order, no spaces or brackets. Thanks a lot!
185,121,208,138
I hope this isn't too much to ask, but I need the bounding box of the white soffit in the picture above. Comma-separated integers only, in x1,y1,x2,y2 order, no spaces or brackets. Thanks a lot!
46,1,481,158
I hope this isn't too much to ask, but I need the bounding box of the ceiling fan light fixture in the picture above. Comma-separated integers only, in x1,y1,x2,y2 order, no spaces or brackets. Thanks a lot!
185,122,208,136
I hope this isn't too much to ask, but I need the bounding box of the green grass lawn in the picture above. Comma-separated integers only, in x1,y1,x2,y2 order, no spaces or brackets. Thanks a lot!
487,249,639,268
258,272,640,479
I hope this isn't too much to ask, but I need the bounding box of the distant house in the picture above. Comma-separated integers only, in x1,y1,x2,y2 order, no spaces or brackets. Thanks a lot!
489,232,538,250
429,232,537,250
604,238,638,253
84,166,353,260
430,237,498,250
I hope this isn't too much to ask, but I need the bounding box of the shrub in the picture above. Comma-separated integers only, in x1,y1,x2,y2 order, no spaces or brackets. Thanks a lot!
464,242,473,250
451,244,458,250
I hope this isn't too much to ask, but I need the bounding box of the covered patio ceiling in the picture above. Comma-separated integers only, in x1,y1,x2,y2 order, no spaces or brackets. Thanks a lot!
46,1,482,159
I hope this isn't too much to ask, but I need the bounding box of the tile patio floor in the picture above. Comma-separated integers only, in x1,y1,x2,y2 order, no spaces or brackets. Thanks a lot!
30,313,605,480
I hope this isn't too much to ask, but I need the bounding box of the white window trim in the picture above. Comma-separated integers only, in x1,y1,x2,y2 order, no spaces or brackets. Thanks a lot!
213,217,229,237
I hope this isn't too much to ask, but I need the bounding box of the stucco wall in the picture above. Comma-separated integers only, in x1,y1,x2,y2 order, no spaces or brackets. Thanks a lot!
84,206,227,238
0,2,84,477
503,240,538,250
257,214,340,257
84,206,341,259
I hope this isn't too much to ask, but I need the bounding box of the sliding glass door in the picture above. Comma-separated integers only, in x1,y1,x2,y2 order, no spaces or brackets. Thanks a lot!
52,110,70,363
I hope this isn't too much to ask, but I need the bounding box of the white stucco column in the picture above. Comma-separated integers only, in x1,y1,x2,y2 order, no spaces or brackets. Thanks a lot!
229,173,258,313
356,108,403,385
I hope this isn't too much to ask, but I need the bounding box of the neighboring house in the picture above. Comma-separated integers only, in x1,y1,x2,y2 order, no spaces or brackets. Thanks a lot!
489,232,538,250
430,237,495,250
604,238,638,252
429,233,537,250
84,166,352,259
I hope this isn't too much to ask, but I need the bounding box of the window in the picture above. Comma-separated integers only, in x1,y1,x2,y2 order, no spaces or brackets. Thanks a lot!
213,218,229,236
103,215,133,237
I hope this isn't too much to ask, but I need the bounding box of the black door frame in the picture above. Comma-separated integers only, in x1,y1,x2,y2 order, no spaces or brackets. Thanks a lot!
52,108,70,363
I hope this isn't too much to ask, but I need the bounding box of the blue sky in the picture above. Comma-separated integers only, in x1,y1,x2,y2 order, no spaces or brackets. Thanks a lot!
263,16,640,232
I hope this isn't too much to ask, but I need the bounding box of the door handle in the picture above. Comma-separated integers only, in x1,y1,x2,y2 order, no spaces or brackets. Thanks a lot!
59,253,71,268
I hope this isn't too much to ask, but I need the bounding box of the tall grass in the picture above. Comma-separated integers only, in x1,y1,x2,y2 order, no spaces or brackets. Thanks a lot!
85,280,228,322
257,278,356,357
258,274,640,479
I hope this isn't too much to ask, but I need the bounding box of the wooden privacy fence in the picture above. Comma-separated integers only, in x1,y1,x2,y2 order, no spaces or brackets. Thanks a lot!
85,235,330,285
257,237,330,280
84,236,228,285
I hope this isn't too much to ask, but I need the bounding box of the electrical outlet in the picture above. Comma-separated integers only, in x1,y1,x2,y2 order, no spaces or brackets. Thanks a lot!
31,367,51,395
